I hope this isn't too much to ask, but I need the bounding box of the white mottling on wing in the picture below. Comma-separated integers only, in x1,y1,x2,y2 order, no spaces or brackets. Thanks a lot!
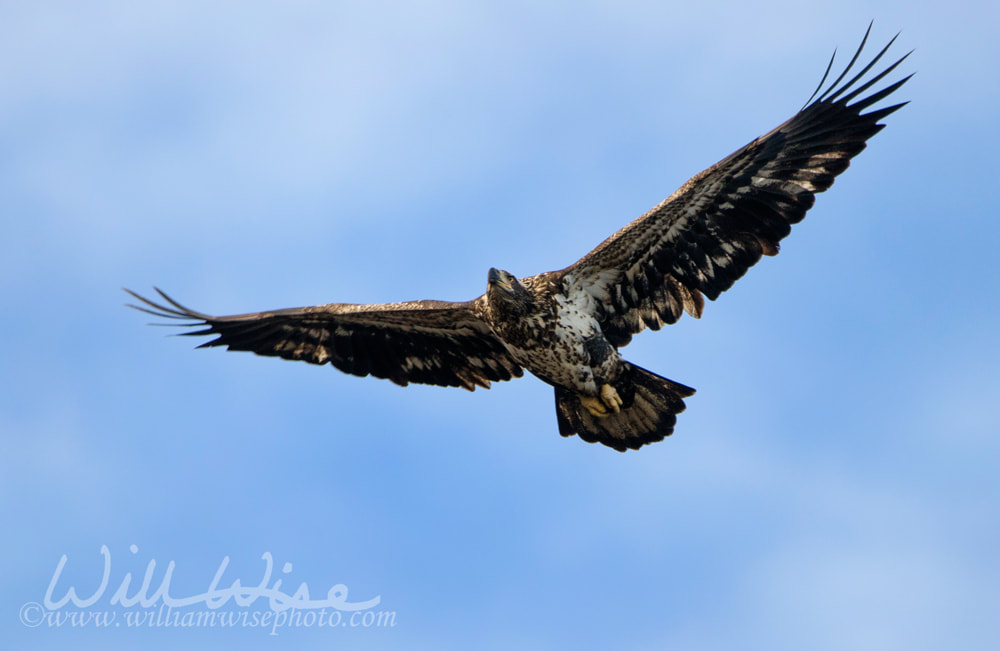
713,253,732,268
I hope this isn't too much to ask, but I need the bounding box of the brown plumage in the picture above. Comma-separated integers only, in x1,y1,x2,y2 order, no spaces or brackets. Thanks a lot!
128,26,911,451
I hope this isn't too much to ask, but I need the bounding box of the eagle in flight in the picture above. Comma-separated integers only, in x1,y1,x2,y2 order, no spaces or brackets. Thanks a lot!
129,27,911,452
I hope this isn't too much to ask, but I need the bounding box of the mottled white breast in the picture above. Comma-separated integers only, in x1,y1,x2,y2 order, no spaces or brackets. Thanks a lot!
504,287,613,392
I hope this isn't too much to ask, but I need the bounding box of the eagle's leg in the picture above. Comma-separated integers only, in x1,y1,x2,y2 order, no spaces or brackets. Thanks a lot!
577,335,625,417
600,383,623,413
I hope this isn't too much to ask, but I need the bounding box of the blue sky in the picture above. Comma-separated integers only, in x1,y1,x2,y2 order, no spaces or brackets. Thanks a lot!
3,1,999,649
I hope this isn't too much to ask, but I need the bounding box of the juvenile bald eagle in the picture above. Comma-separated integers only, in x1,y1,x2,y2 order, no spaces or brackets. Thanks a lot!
128,27,910,452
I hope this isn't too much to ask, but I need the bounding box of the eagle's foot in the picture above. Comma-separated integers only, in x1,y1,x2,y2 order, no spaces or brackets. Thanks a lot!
579,394,609,418
600,383,623,414
579,385,623,418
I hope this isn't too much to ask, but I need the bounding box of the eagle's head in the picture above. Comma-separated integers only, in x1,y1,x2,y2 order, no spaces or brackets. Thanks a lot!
487,267,533,317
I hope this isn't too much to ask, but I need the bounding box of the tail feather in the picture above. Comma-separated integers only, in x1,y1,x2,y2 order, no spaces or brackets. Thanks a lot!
555,363,694,452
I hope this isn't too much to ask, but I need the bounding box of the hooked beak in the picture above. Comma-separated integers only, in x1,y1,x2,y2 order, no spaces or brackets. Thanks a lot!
488,267,512,291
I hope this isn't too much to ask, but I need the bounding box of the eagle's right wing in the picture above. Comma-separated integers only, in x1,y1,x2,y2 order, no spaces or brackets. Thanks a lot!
560,26,911,347
126,288,523,390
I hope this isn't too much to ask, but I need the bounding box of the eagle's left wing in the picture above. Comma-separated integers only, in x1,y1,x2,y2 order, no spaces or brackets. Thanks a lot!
560,27,911,347
126,288,522,390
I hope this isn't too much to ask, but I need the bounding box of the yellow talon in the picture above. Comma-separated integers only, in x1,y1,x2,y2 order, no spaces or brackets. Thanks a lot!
579,394,609,418
600,384,623,413
579,385,623,418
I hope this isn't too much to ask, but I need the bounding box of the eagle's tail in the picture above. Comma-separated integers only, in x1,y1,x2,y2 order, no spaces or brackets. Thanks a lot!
554,363,695,452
